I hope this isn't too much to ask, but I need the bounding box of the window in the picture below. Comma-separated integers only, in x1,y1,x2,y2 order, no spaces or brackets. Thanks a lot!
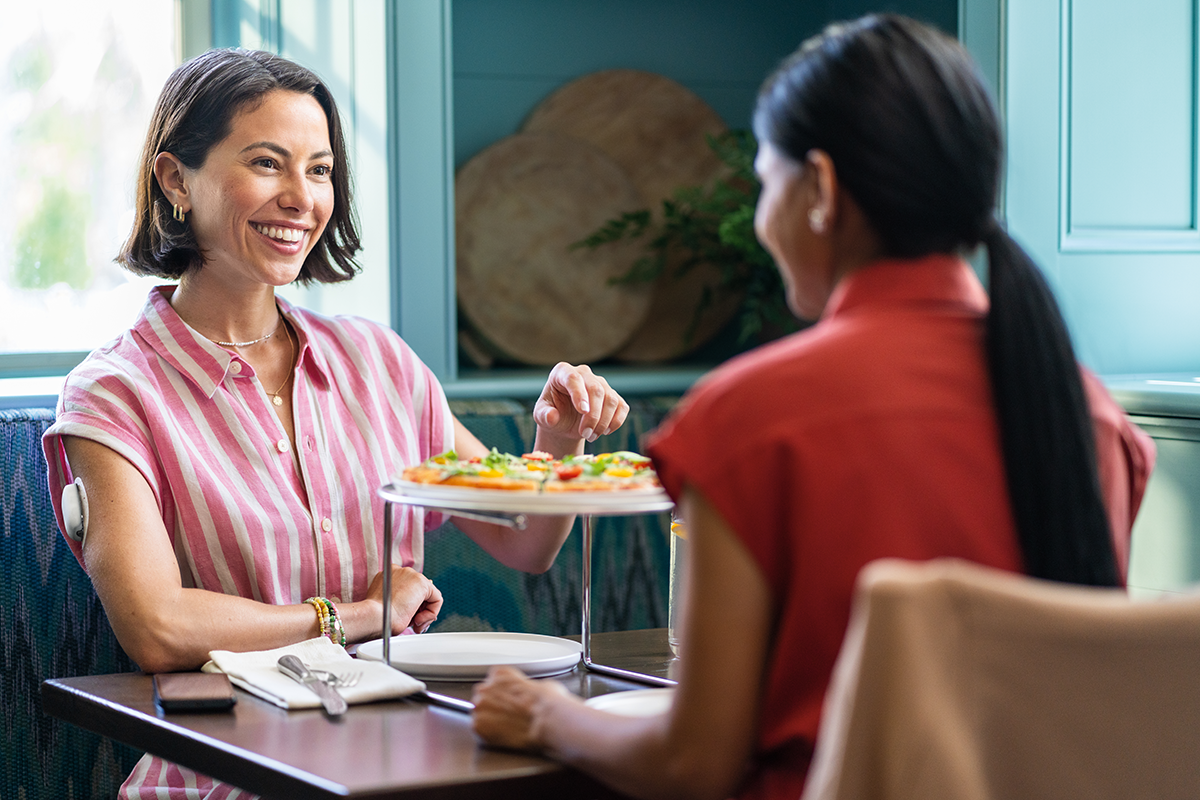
1,1,178,367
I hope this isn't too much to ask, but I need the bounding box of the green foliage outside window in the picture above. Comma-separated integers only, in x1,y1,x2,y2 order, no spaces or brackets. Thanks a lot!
14,181,92,290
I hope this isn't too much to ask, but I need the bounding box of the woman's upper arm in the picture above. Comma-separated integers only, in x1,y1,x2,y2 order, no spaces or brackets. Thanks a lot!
63,435,188,663
663,484,774,796
531,483,773,800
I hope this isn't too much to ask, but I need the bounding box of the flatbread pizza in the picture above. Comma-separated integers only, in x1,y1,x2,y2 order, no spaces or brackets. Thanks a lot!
402,449,659,492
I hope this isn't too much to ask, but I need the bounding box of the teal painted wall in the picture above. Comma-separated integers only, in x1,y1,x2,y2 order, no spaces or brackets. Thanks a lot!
452,0,959,168
1006,0,1200,375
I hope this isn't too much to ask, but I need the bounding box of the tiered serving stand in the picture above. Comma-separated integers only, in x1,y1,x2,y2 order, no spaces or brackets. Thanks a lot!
378,480,676,687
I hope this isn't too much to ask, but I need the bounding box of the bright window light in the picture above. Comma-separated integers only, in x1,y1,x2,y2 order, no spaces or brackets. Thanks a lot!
0,1,177,354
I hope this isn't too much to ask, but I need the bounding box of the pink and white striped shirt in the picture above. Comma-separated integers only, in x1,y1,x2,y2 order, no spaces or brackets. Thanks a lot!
43,286,454,799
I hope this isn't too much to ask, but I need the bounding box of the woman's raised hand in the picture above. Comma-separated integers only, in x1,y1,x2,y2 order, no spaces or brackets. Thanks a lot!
533,363,630,447
364,566,443,635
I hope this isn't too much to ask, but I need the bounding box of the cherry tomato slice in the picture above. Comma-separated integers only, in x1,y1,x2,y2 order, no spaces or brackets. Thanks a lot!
555,463,583,481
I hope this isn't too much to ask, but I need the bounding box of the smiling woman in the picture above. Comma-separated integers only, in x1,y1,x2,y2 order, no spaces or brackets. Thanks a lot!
41,48,635,800
152,90,338,399
119,50,359,287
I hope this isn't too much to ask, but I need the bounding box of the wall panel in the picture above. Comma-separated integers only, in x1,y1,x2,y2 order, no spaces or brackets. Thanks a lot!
1061,0,1200,252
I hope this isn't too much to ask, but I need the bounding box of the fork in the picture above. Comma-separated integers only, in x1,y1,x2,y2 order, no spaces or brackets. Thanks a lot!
309,669,362,688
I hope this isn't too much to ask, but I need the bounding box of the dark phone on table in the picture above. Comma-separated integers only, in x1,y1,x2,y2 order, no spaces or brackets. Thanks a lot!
153,672,237,712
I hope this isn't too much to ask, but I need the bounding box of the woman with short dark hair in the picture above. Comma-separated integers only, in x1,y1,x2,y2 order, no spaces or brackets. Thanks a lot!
471,16,1154,800
120,48,361,284
44,48,630,799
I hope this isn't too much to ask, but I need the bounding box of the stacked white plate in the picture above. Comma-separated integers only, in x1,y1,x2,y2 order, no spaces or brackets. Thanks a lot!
357,632,583,681
585,688,676,716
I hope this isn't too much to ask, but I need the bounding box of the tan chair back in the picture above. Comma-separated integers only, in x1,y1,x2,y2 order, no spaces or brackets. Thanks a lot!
801,558,1200,800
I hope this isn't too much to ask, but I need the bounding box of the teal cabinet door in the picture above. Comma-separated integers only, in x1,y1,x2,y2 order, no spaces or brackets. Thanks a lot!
1005,0,1200,375
1124,423,1200,596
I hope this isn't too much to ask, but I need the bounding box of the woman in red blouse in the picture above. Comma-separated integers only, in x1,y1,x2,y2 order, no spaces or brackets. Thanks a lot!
471,14,1154,800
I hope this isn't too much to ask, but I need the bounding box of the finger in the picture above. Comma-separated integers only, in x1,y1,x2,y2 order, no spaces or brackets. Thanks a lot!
606,396,630,435
533,402,560,429
588,382,625,437
580,380,608,440
553,363,592,416
413,610,437,633
413,583,443,631
426,584,444,616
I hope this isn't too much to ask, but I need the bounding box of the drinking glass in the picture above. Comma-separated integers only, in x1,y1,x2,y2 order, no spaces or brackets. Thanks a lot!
668,510,687,656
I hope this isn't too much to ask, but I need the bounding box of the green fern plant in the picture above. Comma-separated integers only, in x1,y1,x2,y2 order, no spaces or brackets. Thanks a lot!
575,130,798,345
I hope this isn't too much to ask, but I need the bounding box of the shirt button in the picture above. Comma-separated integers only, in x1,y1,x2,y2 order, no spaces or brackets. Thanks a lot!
321,518,332,532
276,438,290,453
229,361,242,375
305,436,314,451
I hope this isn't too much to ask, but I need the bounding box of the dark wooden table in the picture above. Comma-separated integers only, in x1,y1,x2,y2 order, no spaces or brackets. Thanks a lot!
42,629,679,799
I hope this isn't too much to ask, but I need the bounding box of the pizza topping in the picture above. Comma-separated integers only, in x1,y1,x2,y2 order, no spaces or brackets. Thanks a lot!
554,463,583,481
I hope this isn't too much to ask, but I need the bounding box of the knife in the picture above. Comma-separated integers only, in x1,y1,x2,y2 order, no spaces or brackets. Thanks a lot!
277,655,348,716
416,689,475,713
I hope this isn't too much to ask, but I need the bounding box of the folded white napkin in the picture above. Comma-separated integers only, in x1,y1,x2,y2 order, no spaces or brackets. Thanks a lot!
202,637,426,710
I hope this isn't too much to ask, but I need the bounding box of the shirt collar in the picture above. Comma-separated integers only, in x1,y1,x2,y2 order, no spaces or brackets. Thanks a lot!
135,286,331,399
822,253,989,321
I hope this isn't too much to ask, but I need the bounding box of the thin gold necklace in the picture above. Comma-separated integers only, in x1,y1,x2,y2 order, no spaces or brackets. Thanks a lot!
213,314,283,348
267,321,295,407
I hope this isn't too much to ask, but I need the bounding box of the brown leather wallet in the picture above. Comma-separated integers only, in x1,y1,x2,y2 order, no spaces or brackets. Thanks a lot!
152,672,237,712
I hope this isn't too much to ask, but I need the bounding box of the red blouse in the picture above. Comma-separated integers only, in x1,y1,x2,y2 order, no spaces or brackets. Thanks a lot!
647,254,1155,800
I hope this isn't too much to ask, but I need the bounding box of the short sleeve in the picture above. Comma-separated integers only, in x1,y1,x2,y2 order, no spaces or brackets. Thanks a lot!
647,381,794,598
43,363,166,567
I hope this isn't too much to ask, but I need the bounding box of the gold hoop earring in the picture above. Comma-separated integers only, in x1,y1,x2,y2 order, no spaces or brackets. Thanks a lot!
173,204,186,223
808,207,826,232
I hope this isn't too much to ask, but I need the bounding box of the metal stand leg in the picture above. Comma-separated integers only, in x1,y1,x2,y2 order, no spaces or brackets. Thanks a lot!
382,501,393,665
580,513,676,687
581,513,593,665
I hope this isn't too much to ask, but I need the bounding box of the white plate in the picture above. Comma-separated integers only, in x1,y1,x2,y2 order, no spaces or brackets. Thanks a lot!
381,479,673,516
356,632,583,681
585,688,676,717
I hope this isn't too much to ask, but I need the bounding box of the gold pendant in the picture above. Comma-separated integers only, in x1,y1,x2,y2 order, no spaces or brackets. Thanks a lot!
272,395,284,407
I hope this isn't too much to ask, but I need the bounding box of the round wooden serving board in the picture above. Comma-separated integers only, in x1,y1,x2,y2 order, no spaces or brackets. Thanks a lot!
613,258,744,362
522,69,739,362
521,69,729,207
455,132,652,366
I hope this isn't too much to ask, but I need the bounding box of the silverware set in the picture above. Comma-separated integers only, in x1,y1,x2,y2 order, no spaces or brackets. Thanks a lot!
309,668,362,688
277,655,360,716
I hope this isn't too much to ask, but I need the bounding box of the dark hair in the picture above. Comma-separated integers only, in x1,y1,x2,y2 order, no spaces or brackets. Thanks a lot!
754,15,1120,587
119,48,361,285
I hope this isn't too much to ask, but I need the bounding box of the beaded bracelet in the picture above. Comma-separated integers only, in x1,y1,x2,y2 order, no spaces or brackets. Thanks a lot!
305,597,330,640
304,596,347,647
324,598,347,647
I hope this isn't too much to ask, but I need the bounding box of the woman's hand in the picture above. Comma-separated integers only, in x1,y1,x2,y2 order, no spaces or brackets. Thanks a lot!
471,665,574,751
533,363,630,450
363,567,443,635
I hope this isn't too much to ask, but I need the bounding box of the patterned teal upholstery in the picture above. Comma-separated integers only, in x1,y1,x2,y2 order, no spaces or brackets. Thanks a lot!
0,397,678,799
1,408,142,800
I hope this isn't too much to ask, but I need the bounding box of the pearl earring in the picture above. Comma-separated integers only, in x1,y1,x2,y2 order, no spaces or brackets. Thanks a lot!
808,207,826,232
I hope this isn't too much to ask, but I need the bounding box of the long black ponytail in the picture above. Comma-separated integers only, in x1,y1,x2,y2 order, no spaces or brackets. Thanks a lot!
754,15,1120,586
983,225,1119,585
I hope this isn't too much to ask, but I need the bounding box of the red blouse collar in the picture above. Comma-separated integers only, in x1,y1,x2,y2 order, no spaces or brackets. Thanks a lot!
822,253,989,321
